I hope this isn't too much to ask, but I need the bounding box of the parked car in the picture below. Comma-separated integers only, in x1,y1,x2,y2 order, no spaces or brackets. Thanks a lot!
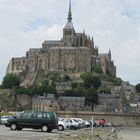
71,118,85,128
1,116,13,125
94,119,105,127
62,118,80,130
58,118,70,131
5,110,58,132
83,120,91,127
90,120,98,127
104,121,112,127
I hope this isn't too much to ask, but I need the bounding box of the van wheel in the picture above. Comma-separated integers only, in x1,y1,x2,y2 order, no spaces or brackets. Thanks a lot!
17,127,22,131
41,125,48,132
58,125,64,131
47,128,52,132
10,123,17,130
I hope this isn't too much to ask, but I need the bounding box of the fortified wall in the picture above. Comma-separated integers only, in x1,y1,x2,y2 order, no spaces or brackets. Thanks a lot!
57,111,140,127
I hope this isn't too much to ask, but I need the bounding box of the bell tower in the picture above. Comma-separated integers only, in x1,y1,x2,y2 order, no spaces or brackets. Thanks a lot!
62,0,75,47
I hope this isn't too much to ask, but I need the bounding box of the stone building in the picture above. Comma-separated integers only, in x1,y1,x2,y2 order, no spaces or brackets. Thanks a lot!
56,82,72,93
6,1,116,87
32,93,60,111
58,96,85,111
7,57,27,76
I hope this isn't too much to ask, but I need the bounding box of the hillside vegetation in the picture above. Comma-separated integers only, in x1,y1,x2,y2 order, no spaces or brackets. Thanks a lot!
0,70,122,111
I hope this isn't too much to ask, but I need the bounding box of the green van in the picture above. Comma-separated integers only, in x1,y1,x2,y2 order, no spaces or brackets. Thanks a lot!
5,110,58,132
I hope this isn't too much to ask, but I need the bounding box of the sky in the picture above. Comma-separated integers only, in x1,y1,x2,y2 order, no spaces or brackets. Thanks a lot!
0,0,140,85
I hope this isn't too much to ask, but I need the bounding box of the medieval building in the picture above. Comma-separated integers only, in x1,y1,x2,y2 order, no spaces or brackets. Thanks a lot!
6,1,116,87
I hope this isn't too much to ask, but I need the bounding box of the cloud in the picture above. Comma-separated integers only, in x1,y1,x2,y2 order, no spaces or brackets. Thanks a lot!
0,0,140,85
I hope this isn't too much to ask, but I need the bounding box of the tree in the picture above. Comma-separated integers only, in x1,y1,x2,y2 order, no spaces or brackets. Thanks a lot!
13,86,30,95
84,87,98,111
2,74,20,89
135,84,140,92
73,87,83,96
94,63,103,74
80,72,101,89
63,74,70,82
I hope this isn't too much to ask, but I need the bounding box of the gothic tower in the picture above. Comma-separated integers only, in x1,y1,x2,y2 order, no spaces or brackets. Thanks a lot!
62,0,75,47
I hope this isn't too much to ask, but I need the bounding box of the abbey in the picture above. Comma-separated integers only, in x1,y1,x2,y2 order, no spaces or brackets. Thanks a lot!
6,1,116,86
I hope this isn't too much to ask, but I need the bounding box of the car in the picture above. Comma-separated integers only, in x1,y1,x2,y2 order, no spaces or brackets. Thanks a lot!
58,118,70,131
104,121,112,127
94,119,105,127
5,110,58,132
90,120,98,127
71,118,85,128
84,120,91,127
65,118,81,129
1,116,13,125
58,118,80,131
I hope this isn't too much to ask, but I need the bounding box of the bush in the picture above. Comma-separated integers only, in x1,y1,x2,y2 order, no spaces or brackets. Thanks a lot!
2,74,20,89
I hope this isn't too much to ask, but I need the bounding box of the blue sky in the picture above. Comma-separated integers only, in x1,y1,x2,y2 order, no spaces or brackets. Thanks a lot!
0,0,140,85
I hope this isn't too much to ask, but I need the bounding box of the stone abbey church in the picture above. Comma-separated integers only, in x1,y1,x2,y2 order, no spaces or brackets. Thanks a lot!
6,1,116,86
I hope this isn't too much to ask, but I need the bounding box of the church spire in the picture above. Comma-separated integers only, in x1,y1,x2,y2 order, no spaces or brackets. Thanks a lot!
108,49,111,60
67,0,72,22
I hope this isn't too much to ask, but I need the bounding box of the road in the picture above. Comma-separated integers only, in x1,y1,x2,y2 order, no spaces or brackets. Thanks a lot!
1,125,140,140
118,127,140,140
0,125,87,140
0,125,63,140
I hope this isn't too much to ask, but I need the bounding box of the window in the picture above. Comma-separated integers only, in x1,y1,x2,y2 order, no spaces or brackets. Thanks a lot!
42,112,52,119
20,111,32,119
32,112,42,118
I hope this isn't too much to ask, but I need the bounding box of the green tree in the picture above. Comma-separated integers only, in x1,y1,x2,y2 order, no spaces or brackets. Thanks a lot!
80,72,101,89
84,87,98,111
94,63,103,74
73,87,83,96
135,84,140,92
2,74,20,89
99,87,111,94
13,86,30,95
63,74,70,82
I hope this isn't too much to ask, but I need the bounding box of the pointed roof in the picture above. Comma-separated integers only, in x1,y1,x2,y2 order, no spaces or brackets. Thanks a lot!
64,0,74,29
109,48,111,55
67,0,72,22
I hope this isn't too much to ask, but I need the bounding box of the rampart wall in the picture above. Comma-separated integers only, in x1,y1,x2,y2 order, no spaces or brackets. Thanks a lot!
57,111,140,127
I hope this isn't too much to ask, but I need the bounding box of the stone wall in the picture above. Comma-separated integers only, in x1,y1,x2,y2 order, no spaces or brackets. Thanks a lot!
57,111,140,127
16,94,32,106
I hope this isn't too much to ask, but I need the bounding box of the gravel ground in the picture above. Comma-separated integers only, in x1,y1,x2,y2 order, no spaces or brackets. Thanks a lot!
41,128,121,140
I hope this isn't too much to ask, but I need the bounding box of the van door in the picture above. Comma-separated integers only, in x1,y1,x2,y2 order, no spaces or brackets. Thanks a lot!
17,111,33,128
31,111,43,128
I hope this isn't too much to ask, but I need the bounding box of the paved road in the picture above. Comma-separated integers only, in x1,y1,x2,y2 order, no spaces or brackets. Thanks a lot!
118,127,140,140
1,125,140,140
0,125,88,140
0,125,65,140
